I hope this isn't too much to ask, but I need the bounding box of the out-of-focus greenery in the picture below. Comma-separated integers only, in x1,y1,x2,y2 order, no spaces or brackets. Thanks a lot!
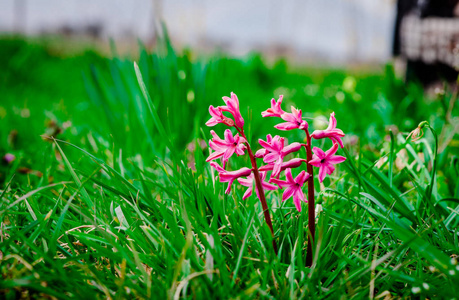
1,35,459,299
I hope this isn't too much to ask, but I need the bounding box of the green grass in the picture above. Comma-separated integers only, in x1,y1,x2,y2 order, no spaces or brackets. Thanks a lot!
1,34,459,299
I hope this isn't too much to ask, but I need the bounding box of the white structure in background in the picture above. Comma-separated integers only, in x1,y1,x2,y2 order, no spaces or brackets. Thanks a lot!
0,0,396,64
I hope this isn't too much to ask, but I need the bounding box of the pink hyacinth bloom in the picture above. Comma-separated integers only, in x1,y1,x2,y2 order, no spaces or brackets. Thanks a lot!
261,95,285,117
221,92,245,128
259,158,306,172
206,130,246,167
210,162,252,194
270,168,310,212
206,105,235,127
309,143,346,183
310,112,345,148
237,171,278,200
275,106,308,131
259,137,303,177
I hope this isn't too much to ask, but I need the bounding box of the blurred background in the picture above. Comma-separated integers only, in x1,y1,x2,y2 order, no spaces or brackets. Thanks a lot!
0,0,394,64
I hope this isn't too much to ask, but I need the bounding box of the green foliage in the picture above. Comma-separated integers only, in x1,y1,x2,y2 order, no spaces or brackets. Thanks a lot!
1,35,459,299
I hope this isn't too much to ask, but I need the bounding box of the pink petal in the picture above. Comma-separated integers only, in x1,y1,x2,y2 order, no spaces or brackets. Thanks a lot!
276,95,284,108
280,112,297,123
295,189,305,202
327,112,337,130
281,158,306,169
293,189,305,212
312,147,326,158
328,155,346,164
255,149,267,158
270,178,290,188
310,130,326,140
308,157,322,167
206,151,224,162
210,131,227,146
274,122,299,131
290,106,301,118
331,136,344,148
231,92,239,106
242,186,253,200
295,170,309,186
258,139,275,152
224,129,234,143
271,161,282,178
264,152,280,164
222,146,236,162
209,140,228,152
262,180,279,191
210,161,225,173
282,142,302,155
293,194,302,212
225,181,233,194
235,144,246,156
325,143,339,157
237,176,253,187
205,119,219,127
318,167,326,183
326,164,336,175
258,164,273,172
285,168,294,183
299,121,308,130
282,186,296,201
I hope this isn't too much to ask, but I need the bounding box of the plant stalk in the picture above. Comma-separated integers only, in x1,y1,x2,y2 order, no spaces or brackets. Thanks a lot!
304,129,315,267
238,128,278,255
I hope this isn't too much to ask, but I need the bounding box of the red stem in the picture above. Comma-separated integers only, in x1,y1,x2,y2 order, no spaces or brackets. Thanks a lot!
237,128,278,255
304,129,315,267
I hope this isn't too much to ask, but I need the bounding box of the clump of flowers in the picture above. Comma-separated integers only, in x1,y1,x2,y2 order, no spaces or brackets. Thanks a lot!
206,92,346,265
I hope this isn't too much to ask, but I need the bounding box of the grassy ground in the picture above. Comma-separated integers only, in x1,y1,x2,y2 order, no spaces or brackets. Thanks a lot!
1,36,459,299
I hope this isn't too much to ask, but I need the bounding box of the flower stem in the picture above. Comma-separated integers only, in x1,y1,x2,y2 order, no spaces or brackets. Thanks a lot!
238,128,278,255
304,129,315,267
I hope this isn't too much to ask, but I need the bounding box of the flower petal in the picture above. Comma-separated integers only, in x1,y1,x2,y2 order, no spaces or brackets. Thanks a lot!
206,150,224,162
224,129,234,143
282,186,296,201
328,155,346,164
274,122,299,131
270,178,290,188
223,146,236,162
242,186,253,200
318,166,326,183
280,112,297,123
325,143,339,156
285,168,294,183
327,112,337,130
263,152,280,164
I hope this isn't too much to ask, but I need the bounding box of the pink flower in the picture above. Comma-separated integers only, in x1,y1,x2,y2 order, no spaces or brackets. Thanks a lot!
237,171,278,200
206,130,246,167
206,105,234,127
221,92,244,128
259,158,306,172
309,143,346,183
210,162,252,194
258,136,303,177
275,106,308,131
261,95,285,117
270,169,310,212
310,112,345,148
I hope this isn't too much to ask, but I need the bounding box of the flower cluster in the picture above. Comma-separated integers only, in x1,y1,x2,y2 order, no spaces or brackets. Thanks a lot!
205,93,346,212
